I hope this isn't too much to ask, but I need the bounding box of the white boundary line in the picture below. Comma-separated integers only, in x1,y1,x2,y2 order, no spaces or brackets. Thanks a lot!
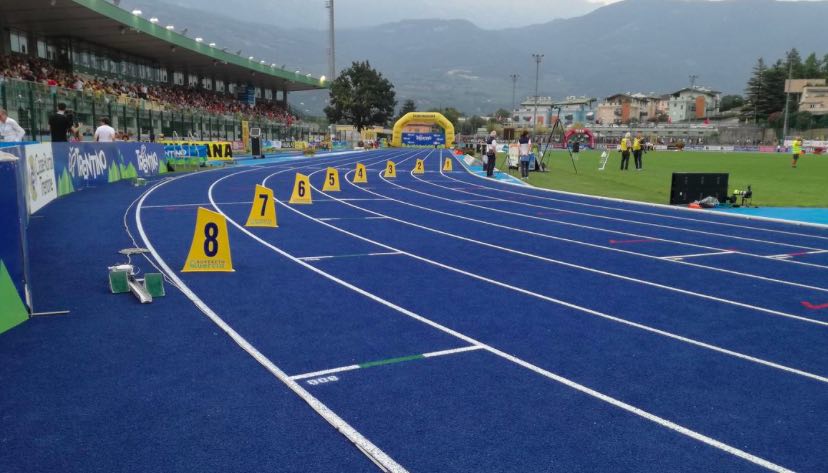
188,157,804,472
135,154,409,473
297,252,403,262
333,159,828,321
141,201,253,209
370,156,828,294
451,150,828,233
436,165,828,255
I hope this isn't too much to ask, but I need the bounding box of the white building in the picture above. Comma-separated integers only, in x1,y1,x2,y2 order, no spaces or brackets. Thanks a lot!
667,87,721,123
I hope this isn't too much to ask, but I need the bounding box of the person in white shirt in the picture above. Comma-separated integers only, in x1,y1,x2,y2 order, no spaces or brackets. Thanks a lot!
485,130,498,177
94,117,116,142
0,108,26,142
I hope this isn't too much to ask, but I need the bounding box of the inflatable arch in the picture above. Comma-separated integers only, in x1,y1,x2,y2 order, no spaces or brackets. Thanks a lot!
391,112,455,148
563,128,596,149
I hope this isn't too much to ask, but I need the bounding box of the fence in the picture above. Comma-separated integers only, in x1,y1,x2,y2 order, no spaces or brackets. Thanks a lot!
0,78,316,143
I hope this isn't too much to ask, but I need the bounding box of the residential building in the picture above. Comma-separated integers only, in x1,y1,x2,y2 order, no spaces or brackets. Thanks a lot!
595,93,668,125
798,82,828,116
667,87,721,123
512,96,596,128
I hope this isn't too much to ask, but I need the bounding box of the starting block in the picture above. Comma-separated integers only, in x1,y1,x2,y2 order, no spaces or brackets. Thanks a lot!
443,158,453,172
289,173,312,204
385,161,397,178
108,264,165,303
354,163,368,183
323,167,341,192
413,159,425,175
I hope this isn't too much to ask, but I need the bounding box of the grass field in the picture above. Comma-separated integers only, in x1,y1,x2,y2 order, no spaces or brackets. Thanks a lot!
496,150,828,207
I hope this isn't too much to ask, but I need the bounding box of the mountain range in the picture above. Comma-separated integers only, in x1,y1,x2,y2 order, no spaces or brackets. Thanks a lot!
129,0,828,115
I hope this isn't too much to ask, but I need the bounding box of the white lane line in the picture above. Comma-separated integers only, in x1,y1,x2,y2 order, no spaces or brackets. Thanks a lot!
661,251,736,260
318,216,389,221
386,167,828,294
202,162,799,472
338,198,392,202
436,171,827,253
449,153,828,237
768,249,828,258
297,252,403,262
141,201,253,208
290,345,484,381
136,157,409,473
422,345,484,358
313,169,828,377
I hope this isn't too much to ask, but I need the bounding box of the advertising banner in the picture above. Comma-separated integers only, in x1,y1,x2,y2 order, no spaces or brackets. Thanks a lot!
402,133,445,146
23,143,58,214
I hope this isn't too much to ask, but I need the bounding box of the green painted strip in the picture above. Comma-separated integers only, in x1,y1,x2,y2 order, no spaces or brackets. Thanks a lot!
0,261,29,335
359,354,425,369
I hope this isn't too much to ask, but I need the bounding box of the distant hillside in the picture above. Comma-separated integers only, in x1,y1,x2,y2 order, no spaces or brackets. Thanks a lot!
129,0,828,115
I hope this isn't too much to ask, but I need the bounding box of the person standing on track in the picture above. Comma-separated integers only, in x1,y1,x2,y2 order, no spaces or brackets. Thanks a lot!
791,136,803,168
633,132,643,170
619,132,631,171
518,130,531,179
485,130,498,177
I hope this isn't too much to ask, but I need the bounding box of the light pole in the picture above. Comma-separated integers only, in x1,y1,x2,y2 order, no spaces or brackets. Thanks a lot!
510,73,519,114
326,0,336,81
782,51,794,144
532,54,544,138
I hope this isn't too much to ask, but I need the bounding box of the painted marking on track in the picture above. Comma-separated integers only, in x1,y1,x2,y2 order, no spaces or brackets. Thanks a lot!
223,167,797,472
291,346,483,381
802,301,828,311
142,201,253,209
609,238,657,245
771,249,828,258
135,159,409,473
661,251,735,261
318,216,389,221
297,252,403,262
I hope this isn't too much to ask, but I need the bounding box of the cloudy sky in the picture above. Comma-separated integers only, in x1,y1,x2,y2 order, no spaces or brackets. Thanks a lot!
165,0,623,29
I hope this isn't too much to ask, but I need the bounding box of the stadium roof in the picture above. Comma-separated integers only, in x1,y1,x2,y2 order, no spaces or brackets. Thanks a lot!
0,0,327,92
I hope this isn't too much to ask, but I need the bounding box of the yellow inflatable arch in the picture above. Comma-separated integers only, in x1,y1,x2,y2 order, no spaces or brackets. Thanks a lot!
391,112,455,148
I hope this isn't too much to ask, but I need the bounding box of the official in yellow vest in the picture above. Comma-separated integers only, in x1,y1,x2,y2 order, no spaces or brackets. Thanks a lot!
633,133,644,171
791,136,803,168
619,132,631,171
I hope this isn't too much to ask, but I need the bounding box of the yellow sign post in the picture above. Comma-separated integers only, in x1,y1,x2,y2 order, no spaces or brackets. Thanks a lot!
245,184,278,227
354,163,368,184
443,157,453,172
384,161,397,178
182,207,234,272
322,167,341,192
289,173,313,204
413,159,425,175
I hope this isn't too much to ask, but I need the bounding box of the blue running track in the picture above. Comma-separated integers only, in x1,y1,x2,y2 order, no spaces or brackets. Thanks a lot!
2,148,827,472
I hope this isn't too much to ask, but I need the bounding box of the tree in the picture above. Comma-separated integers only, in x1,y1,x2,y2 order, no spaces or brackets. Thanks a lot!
325,61,397,132
493,108,511,123
720,95,745,112
428,107,462,129
802,53,822,78
397,99,417,120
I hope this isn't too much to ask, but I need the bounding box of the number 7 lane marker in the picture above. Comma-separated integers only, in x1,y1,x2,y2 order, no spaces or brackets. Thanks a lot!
290,345,483,381
137,154,412,473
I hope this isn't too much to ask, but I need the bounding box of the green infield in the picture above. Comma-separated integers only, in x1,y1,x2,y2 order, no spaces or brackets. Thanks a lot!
497,150,828,207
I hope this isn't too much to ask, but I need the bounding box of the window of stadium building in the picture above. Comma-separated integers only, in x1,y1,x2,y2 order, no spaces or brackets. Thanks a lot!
10,31,28,54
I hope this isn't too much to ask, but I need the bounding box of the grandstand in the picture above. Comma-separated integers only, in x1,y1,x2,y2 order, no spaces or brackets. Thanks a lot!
0,0,325,143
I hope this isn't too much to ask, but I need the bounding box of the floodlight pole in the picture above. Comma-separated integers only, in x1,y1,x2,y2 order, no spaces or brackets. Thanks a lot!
532,54,543,138
326,0,336,81
510,74,519,113
782,53,793,143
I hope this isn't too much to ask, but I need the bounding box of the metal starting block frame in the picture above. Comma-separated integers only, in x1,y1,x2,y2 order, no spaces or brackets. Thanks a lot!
108,264,165,304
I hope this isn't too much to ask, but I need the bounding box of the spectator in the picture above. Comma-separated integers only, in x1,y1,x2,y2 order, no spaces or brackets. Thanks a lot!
0,108,26,142
94,117,116,142
49,102,75,142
